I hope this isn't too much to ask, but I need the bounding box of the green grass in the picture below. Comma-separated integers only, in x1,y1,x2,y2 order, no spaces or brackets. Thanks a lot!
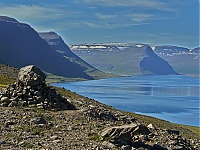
21,142,34,148
0,75,16,87
178,124,200,136
89,133,100,141
55,86,200,140
125,112,200,139
0,72,199,141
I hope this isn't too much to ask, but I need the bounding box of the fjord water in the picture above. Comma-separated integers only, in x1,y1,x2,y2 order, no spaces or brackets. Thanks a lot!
52,75,199,126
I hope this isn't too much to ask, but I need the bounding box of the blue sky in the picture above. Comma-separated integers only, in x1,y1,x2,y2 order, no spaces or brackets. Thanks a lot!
0,0,199,48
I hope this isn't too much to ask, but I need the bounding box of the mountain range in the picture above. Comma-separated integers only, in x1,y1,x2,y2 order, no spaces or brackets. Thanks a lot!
0,16,197,78
0,16,109,80
71,43,199,76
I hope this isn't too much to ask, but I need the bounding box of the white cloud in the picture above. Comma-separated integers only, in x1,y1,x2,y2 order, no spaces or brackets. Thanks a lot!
82,21,149,29
130,13,155,22
82,0,173,11
96,13,117,20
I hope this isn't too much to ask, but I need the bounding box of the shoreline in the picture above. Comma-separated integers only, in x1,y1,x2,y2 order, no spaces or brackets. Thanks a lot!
51,75,199,127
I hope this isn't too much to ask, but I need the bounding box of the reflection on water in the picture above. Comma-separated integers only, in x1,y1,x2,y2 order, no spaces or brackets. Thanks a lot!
138,86,198,97
52,75,200,126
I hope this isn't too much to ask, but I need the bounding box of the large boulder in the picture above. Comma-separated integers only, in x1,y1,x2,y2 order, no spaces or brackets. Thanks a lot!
100,123,150,146
18,65,46,86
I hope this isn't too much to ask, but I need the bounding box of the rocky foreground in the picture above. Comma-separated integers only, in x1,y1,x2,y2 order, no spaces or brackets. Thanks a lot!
0,65,199,150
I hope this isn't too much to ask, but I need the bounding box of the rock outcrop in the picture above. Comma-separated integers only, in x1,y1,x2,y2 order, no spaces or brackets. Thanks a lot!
100,123,197,149
0,65,72,110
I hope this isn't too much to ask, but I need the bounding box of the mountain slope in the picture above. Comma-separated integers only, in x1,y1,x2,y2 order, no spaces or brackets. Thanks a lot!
71,43,178,75
154,46,199,76
0,16,103,80
140,46,178,75
39,32,112,79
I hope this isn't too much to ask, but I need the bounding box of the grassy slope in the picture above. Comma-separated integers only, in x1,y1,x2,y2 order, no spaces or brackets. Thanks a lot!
56,87,199,140
0,69,199,140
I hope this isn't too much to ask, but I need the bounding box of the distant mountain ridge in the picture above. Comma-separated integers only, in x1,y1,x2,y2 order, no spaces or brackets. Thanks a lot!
0,16,109,80
139,46,178,75
71,43,199,76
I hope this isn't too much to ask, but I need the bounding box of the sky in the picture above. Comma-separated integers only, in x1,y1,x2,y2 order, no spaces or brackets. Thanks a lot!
0,0,199,48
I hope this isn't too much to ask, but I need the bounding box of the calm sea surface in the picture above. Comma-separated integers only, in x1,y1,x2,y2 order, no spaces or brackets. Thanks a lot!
52,75,200,126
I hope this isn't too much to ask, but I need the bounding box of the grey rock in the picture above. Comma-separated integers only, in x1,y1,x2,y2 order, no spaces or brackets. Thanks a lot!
52,140,62,143
101,123,150,146
0,141,6,145
18,65,46,86
51,135,58,140
102,141,117,149
8,100,18,107
1,97,10,103
121,145,132,150
147,124,156,130
30,117,47,125
153,144,168,150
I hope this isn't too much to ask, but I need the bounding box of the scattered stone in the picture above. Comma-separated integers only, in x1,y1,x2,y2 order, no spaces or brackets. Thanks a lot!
0,65,199,149
1,97,10,103
121,145,132,150
51,135,58,140
101,123,150,146
153,144,167,150
0,141,6,145
30,117,47,125
84,105,118,121
102,141,117,149
166,129,180,135
0,65,72,110
147,123,156,130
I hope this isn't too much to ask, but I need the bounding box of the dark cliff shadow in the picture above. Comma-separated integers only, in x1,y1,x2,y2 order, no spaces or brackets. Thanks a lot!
139,46,179,75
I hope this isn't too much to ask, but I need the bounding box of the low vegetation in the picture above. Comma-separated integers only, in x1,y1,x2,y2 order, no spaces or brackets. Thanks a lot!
0,64,200,148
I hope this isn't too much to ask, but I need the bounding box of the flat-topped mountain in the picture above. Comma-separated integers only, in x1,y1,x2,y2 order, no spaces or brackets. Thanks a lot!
0,16,109,80
71,43,199,76
71,43,179,75
154,45,190,54
154,46,199,76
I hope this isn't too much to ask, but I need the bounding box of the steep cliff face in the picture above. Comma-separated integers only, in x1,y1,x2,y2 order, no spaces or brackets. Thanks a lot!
0,16,94,79
153,46,199,75
139,46,178,75
71,43,179,76
39,32,105,78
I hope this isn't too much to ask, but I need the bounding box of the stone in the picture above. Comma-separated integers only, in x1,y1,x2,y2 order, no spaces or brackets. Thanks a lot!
30,117,47,125
52,140,62,143
121,145,132,150
0,65,71,110
102,141,117,149
147,124,156,130
101,123,150,146
0,141,6,145
8,100,18,107
18,65,46,86
1,97,10,103
51,135,58,140
153,144,168,150
166,129,180,135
